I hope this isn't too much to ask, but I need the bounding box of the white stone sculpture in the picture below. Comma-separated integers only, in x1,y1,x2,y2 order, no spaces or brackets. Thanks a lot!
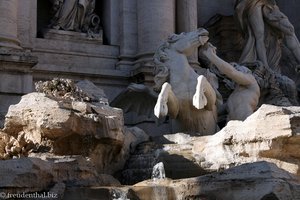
235,0,300,72
112,29,219,135
153,28,218,135
200,43,260,121
204,13,299,107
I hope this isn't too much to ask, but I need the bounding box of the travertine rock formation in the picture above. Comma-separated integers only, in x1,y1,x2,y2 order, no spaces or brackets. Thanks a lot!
2,78,300,199
1,79,149,175
0,156,120,195
3,92,121,142
122,104,300,185
123,105,300,183
0,79,152,197
192,104,300,175
134,161,300,200
35,78,108,104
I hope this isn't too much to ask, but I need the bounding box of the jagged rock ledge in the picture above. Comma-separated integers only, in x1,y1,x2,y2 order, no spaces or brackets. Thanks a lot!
0,79,149,198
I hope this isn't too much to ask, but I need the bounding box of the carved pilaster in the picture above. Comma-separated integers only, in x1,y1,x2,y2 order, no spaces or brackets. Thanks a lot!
0,0,21,49
0,0,38,127
176,0,199,68
116,0,138,71
134,0,175,80
0,49,38,127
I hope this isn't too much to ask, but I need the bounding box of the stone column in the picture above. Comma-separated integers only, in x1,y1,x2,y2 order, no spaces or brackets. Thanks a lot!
135,0,175,79
176,0,199,67
102,0,120,46
0,0,37,127
177,0,198,33
0,0,21,49
116,0,138,71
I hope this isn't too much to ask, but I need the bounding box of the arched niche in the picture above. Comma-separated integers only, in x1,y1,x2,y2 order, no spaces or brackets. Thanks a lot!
36,0,106,44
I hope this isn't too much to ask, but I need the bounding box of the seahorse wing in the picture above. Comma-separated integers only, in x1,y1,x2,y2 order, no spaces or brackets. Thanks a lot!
110,83,158,119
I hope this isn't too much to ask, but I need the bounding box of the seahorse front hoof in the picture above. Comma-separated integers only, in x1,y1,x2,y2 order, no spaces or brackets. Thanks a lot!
154,99,168,118
193,75,208,109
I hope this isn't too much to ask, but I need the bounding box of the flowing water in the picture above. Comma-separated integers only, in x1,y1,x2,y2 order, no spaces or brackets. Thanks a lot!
111,188,129,200
151,162,166,180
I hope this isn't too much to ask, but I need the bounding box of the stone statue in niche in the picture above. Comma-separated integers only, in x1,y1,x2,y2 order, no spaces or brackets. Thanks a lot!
200,43,260,121
112,29,221,135
235,0,300,72
49,0,101,34
44,0,102,42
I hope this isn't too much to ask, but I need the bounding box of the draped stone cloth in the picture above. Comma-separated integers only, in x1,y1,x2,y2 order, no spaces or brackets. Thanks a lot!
235,0,290,72
50,0,94,32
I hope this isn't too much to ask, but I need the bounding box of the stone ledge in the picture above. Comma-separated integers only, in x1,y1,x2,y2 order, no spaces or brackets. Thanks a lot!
0,50,37,70
33,64,131,78
33,38,119,58
42,29,103,44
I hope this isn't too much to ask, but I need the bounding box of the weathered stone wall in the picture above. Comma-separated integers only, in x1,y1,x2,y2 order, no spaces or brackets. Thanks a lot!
16,0,129,102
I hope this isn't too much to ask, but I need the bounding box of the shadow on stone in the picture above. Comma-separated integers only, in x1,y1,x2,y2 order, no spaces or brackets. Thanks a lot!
261,193,280,200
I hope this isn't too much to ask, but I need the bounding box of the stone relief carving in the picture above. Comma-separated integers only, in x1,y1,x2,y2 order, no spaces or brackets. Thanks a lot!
200,43,260,121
